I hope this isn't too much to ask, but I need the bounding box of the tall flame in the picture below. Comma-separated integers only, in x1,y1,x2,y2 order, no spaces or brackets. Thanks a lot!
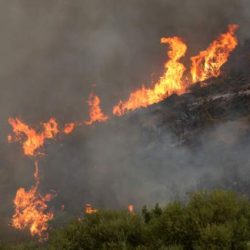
112,37,187,116
11,161,54,240
85,93,109,125
190,24,238,83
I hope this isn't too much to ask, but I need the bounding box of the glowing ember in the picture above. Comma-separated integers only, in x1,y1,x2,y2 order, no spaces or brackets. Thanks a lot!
8,118,59,156
63,122,76,134
84,203,98,214
190,24,238,83
11,161,54,240
85,93,109,125
112,36,187,116
128,204,134,214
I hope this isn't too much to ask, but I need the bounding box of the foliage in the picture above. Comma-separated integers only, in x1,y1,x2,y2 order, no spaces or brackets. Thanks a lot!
48,210,144,250
0,241,46,250
2,190,250,249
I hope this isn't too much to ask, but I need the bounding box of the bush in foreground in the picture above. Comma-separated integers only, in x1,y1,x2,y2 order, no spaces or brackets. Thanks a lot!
3,190,250,249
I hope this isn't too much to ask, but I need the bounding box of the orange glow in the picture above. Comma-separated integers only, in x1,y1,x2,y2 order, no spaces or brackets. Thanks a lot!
191,24,238,83
112,37,187,116
8,118,76,156
42,119,59,138
8,118,59,156
63,122,76,134
128,204,134,214
11,161,54,240
85,93,109,125
84,203,98,214
7,25,240,240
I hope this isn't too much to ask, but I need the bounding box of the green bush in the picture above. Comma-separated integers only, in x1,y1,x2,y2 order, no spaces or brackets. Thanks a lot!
48,210,144,250
47,190,250,249
185,190,250,249
0,241,46,250
3,190,250,249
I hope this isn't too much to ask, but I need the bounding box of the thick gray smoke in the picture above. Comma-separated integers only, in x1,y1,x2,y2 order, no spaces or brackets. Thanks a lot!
0,0,250,238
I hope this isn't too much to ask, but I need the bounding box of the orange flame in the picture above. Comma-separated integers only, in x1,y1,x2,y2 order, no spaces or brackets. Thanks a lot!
8,118,59,156
8,118,76,156
11,161,54,240
63,122,76,134
191,24,238,83
112,37,187,116
85,93,109,125
84,203,98,214
7,25,239,240
128,204,134,214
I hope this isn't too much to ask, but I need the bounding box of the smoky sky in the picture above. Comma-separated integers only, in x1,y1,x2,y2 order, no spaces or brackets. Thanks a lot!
0,0,249,122
0,0,250,238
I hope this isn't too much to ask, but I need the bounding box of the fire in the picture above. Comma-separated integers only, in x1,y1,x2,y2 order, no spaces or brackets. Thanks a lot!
8,118,76,156
8,118,59,156
128,204,134,214
112,24,238,116
63,122,76,134
191,24,238,83
112,37,187,116
85,93,109,125
11,161,54,240
84,203,98,214
7,24,239,240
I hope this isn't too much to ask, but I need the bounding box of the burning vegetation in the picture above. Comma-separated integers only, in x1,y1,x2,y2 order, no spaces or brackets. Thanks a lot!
8,118,76,156
84,93,109,125
84,204,98,214
112,36,187,116
190,24,239,82
6,24,241,241
8,118,59,157
63,122,76,134
113,24,238,116
11,161,54,240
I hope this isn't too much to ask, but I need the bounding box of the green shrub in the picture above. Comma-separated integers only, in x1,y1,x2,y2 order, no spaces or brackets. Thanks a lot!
4,190,250,250
48,210,144,250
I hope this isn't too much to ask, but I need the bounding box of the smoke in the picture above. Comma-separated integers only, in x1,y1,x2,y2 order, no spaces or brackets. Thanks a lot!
0,0,250,238
0,0,249,119
39,99,250,209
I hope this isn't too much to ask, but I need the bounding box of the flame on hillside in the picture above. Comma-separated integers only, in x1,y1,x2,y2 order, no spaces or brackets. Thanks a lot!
84,203,98,214
63,122,76,134
8,118,75,156
85,93,109,125
11,161,54,240
7,24,239,240
190,24,238,83
113,37,187,116
112,24,238,116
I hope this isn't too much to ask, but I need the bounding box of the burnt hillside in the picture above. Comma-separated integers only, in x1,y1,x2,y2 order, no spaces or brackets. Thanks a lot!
123,40,250,144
